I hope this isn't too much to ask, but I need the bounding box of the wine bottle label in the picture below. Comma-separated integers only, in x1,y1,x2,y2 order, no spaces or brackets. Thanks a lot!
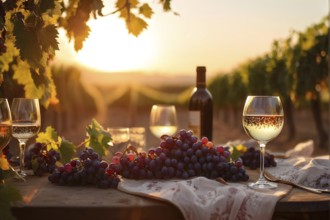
188,111,200,137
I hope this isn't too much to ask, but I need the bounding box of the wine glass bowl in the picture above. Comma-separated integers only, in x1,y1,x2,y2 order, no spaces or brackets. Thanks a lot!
149,105,178,138
242,96,284,189
0,99,12,152
0,98,12,184
107,127,130,159
11,98,41,178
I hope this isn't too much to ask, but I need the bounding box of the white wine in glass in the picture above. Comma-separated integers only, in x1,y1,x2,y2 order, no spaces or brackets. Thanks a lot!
11,98,41,178
149,105,178,138
0,99,12,184
242,96,284,189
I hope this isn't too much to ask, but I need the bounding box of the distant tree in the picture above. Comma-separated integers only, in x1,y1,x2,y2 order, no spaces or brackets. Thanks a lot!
245,56,271,95
294,18,329,148
227,70,247,125
208,74,230,122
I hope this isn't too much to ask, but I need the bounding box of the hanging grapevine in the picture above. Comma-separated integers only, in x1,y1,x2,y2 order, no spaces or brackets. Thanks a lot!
0,0,175,107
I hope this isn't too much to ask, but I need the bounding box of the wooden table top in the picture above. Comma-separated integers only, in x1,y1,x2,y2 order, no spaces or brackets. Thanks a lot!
11,171,330,220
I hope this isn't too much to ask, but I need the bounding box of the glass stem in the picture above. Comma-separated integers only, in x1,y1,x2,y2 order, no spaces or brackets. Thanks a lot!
259,143,266,181
18,140,26,174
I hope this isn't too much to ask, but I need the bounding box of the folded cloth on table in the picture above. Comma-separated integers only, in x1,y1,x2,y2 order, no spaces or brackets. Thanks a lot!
269,157,330,191
285,139,314,158
267,140,330,191
118,177,291,220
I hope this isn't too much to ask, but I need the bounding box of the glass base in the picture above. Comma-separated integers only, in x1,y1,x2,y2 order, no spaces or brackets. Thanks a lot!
248,180,278,189
13,168,33,180
17,170,27,178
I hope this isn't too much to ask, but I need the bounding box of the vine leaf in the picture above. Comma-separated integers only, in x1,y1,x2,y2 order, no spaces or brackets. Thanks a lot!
0,153,9,170
116,0,139,19
39,0,56,13
160,0,172,12
59,138,76,164
85,119,111,157
73,24,90,51
13,18,42,65
36,126,60,151
30,67,49,87
31,157,39,172
91,0,104,18
13,20,59,65
139,3,153,18
3,0,17,11
126,14,148,36
39,25,59,51
66,8,91,51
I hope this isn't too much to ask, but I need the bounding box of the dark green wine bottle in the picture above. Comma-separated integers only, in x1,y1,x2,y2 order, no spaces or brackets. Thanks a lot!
188,66,213,140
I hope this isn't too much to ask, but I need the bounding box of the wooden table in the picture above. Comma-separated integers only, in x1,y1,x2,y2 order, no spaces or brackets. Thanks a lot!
11,172,330,220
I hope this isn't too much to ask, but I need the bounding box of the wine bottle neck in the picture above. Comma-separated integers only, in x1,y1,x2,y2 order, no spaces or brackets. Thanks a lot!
196,83,206,88
196,68,206,88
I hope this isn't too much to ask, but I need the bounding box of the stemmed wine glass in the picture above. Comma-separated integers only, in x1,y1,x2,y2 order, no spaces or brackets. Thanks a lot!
11,98,41,178
107,127,130,160
242,96,284,189
0,99,12,183
149,104,178,138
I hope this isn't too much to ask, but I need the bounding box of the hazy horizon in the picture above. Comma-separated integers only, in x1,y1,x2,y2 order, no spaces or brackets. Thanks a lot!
54,0,328,76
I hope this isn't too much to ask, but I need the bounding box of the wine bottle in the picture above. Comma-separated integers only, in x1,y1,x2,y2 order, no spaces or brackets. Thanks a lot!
188,66,213,140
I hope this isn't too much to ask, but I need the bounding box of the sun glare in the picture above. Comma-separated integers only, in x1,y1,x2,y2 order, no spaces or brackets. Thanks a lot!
76,16,156,72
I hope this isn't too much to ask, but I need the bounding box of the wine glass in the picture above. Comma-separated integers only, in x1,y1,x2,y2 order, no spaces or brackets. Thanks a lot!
242,96,284,189
149,104,178,138
11,98,41,178
129,127,146,153
0,99,12,184
107,127,130,160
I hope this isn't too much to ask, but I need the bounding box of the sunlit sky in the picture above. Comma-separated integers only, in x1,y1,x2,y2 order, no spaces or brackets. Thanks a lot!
55,0,328,76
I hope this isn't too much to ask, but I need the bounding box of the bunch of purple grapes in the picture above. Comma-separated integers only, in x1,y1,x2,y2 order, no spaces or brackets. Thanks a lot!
108,129,249,182
239,147,277,169
25,142,60,176
48,148,119,188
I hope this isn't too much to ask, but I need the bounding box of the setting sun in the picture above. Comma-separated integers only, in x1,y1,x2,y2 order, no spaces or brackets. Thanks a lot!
76,16,156,72
55,0,327,76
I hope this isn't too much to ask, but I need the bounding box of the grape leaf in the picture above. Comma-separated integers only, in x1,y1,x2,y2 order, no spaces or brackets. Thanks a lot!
231,144,247,161
160,0,172,11
85,119,111,157
0,184,22,220
0,153,9,170
126,14,148,36
139,3,153,19
0,1,3,18
116,0,139,11
23,0,36,12
30,67,49,87
91,0,104,18
36,126,60,151
31,157,39,172
67,11,91,51
59,138,76,164
13,17,42,65
116,0,139,19
39,24,59,51
73,24,90,51
39,0,56,13
3,0,17,11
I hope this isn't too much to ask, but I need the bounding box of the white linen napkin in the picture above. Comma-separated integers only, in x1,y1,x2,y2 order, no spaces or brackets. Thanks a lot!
268,140,330,191
118,176,291,220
